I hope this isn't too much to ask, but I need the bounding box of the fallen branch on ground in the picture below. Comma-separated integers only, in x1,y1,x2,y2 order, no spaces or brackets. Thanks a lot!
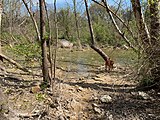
17,107,47,119
0,53,32,73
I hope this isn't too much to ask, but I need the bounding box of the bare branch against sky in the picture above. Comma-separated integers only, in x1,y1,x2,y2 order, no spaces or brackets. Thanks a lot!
41,0,130,6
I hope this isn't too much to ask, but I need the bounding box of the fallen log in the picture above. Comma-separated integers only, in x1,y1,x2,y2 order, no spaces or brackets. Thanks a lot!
0,53,31,73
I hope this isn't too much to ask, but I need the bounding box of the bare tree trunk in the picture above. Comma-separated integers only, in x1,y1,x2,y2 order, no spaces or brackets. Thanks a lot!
131,0,160,89
9,0,13,35
149,0,160,85
130,0,151,82
84,0,96,45
131,0,150,47
150,0,160,46
29,0,32,12
0,2,2,53
44,0,52,83
73,0,82,50
51,0,59,91
39,0,49,83
84,0,109,63
9,0,12,34
53,0,58,80
22,0,41,42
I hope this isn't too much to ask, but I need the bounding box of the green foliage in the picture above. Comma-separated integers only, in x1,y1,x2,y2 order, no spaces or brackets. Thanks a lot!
56,8,74,40
94,23,107,42
148,0,155,5
9,43,41,61
1,32,27,45
89,3,107,22
93,22,116,46
44,32,49,40
57,48,138,68
80,29,90,44
139,76,154,87
40,82,50,90
35,93,46,101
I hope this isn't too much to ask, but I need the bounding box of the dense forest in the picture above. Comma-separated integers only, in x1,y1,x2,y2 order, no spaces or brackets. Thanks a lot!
0,0,160,119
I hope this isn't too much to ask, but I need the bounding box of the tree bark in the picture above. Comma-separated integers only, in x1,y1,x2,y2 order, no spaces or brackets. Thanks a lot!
44,0,52,82
131,0,160,88
149,0,160,84
73,0,82,50
39,0,49,83
84,0,109,61
150,0,160,46
0,2,2,53
131,0,150,47
84,0,96,45
53,0,58,80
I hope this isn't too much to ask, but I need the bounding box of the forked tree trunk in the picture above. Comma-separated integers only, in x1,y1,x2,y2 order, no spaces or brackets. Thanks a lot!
39,0,49,83
53,0,58,80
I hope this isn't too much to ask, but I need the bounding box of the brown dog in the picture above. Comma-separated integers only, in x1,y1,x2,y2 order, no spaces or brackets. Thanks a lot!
105,58,114,72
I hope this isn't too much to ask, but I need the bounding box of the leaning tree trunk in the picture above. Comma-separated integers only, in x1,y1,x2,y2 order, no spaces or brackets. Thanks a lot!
84,0,110,63
101,0,137,52
149,0,160,85
39,0,49,83
22,0,41,42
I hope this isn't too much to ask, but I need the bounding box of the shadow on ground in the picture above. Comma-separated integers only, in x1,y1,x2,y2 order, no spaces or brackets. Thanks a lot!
0,76,40,89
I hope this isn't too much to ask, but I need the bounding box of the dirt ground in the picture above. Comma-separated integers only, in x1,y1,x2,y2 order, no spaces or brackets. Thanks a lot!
0,52,160,120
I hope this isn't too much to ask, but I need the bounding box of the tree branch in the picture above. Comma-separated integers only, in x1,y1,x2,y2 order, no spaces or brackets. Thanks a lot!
92,0,138,52
84,0,109,61
92,0,135,39
22,0,41,42
102,0,137,52
0,53,31,73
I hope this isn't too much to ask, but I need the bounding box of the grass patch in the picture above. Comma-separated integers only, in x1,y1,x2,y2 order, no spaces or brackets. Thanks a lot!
35,93,46,102
57,48,137,68
3,45,138,70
